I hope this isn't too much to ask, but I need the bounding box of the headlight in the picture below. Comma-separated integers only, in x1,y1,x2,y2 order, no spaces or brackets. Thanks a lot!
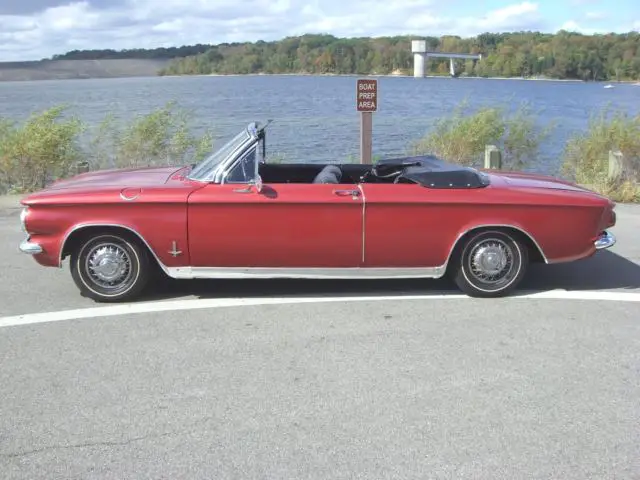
20,208,28,234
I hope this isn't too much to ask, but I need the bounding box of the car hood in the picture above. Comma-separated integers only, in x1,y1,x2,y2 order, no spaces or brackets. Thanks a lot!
41,165,190,191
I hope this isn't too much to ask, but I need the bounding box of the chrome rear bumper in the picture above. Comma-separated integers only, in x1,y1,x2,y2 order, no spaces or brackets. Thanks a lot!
19,238,43,255
594,230,616,250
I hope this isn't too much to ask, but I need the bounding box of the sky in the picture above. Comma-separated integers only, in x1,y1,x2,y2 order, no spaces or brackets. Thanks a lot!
0,0,638,62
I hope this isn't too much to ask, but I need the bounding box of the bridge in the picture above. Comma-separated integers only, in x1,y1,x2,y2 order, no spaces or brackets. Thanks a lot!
411,40,482,78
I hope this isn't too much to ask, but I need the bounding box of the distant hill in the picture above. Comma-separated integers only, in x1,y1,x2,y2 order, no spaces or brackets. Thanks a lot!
50,45,213,60
0,43,218,81
0,59,171,82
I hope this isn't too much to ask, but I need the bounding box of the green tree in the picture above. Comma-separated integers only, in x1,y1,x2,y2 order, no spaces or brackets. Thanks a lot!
154,32,639,80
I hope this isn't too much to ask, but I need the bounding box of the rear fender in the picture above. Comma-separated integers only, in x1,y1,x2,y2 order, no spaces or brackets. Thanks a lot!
444,223,548,270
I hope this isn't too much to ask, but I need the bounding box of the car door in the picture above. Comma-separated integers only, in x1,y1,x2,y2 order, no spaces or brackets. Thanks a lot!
187,146,364,269
359,183,457,268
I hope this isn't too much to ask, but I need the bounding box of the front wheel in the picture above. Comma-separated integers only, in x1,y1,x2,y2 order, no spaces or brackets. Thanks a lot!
70,233,150,302
450,230,528,298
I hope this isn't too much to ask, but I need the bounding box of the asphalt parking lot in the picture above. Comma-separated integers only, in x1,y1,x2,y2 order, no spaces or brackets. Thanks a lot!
1,202,639,479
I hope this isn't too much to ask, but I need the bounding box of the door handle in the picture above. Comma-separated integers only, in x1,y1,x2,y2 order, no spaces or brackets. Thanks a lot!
333,189,360,197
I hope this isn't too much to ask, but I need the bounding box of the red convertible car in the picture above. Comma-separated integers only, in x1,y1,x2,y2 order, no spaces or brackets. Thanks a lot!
19,121,617,302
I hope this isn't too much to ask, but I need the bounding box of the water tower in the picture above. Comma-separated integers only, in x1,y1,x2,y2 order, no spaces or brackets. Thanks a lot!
411,39,482,78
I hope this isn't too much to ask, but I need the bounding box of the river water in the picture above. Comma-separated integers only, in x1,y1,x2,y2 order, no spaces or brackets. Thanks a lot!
1,75,638,175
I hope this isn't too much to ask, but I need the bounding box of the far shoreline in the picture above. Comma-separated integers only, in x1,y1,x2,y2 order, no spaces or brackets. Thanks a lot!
160,72,640,85
156,72,620,83
2,70,639,85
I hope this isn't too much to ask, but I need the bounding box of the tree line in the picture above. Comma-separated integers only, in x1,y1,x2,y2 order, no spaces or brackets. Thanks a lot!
51,44,214,60
50,31,640,81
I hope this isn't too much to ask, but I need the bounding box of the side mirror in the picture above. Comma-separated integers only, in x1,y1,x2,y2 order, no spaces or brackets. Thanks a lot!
232,176,263,195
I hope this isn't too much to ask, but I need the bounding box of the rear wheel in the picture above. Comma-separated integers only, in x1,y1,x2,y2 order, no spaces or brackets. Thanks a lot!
70,233,150,302
450,230,528,298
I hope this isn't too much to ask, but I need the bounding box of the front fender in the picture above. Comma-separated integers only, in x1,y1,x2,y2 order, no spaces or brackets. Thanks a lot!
22,202,191,269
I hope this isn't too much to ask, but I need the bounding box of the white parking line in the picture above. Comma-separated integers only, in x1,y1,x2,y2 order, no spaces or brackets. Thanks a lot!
1,289,639,329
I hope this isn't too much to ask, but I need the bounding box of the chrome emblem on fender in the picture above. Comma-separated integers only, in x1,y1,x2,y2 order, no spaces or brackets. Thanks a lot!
169,241,182,257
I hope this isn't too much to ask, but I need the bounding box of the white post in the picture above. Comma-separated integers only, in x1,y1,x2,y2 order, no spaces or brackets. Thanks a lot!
484,145,502,169
411,40,427,78
413,54,425,78
608,150,624,181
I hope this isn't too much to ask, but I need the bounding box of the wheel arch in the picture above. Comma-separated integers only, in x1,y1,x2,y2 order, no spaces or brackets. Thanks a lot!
60,224,168,274
444,224,547,273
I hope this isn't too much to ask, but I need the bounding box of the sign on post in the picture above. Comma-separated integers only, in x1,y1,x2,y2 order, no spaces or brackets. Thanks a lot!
357,79,378,112
356,79,377,164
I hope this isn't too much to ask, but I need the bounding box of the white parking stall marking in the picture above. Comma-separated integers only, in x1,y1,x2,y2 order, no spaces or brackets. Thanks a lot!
1,290,640,329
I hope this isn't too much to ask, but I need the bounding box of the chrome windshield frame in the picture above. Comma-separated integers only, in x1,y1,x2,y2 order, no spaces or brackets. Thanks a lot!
187,122,261,184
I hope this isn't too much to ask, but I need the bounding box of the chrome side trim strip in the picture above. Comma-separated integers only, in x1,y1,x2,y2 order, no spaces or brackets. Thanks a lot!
58,224,547,282
59,223,171,274
19,239,43,255
442,224,549,268
165,266,447,280
594,230,616,250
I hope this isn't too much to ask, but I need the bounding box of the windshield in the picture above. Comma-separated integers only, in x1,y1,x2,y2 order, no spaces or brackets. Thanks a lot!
188,129,251,181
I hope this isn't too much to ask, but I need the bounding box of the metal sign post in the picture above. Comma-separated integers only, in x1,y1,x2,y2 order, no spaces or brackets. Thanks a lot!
356,79,377,164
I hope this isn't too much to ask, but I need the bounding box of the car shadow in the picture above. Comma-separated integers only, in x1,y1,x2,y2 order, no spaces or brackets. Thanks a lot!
143,250,640,302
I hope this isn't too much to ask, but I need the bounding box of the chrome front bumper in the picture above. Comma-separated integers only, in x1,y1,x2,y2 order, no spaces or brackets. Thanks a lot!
594,230,616,250
19,238,43,255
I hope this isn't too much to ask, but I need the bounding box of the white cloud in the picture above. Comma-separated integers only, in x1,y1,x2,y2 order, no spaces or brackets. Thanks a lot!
585,11,606,20
401,2,544,36
569,0,599,5
39,1,102,30
559,20,603,34
0,0,626,61
561,20,580,30
455,2,542,32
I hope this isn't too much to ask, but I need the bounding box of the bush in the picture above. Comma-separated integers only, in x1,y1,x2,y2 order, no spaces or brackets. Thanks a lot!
0,102,214,194
562,108,640,202
0,106,84,194
90,101,213,170
409,100,553,170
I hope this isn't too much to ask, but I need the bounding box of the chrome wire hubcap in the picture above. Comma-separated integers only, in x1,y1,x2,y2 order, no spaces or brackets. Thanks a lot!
85,243,132,289
468,239,514,284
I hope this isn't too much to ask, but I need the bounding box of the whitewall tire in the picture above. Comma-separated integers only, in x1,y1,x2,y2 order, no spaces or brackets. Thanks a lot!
70,233,150,302
450,230,528,298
